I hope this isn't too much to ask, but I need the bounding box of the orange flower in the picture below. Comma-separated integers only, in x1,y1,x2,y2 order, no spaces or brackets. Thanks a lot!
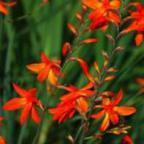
91,90,136,131
49,83,95,122
0,136,6,144
121,135,133,144
27,52,61,85
82,0,121,30
3,83,43,125
122,3,144,46
0,1,16,15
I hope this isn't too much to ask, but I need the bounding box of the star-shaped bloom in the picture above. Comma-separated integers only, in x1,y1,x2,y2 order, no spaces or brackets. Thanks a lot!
122,3,144,46
49,83,95,123
91,90,136,131
3,83,43,125
82,0,121,30
27,52,61,85
0,0,16,15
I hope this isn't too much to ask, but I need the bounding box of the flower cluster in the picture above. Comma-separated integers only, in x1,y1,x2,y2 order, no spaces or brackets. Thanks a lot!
1,0,143,143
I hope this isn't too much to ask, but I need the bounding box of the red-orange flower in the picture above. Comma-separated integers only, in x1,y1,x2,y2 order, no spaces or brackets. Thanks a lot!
82,0,121,30
27,52,61,85
122,3,144,46
0,1,16,15
49,83,95,123
3,83,43,125
0,136,6,144
91,90,136,131
121,135,133,144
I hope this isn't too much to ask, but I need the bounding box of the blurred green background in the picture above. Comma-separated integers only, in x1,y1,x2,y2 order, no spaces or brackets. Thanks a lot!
0,0,144,143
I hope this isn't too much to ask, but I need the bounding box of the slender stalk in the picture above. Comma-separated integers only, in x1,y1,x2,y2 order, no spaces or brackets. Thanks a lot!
3,14,15,144
76,33,121,144
32,11,89,144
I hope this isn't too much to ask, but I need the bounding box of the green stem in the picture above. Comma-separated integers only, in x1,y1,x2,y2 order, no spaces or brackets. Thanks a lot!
32,9,88,144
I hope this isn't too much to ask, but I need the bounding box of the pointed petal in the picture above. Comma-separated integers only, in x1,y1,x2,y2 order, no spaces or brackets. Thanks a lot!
91,110,105,119
41,52,50,63
82,82,94,90
26,63,45,73
82,0,101,9
28,88,37,96
37,66,49,82
135,33,143,46
69,57,94,82
100,113,110,131
76,98,89,113
3,98,26,110
110,0,121,9
114,106,136,116
0,5,8,15
48,70,58,85
31,107,41,123
110,113,119,125
62,42,72,57
20,103,32,125
111,89,123,105
13,83,28,97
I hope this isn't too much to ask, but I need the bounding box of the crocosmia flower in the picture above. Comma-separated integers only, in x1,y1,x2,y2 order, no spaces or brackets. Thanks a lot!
0,0,16,15
3,83,43,125
122,3,144,46
91,90,136,131
82,0,121,30
27,52,61,85
49,82,95,123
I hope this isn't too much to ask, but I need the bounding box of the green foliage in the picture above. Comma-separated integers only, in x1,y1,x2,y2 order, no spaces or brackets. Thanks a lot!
0,0,144,144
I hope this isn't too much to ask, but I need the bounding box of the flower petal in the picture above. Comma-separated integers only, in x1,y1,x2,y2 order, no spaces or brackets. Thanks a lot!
3,98,26,110
135,33,143,46
37,66,50,82
0,5,8,15
13,83,28,97
91,110,105,119
76,98,89,113
111,89,123,105
31,107,41,123
20,103,32,125
110,113,119,125
41,52,50,64
69,57,94,82
114,106,136,116
26,63,45,73
100,113,110,131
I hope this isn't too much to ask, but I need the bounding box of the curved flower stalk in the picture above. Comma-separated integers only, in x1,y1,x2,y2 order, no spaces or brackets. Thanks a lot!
0,0,16,15
120,3,144,46
82,0,121,30
3,83,43,125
